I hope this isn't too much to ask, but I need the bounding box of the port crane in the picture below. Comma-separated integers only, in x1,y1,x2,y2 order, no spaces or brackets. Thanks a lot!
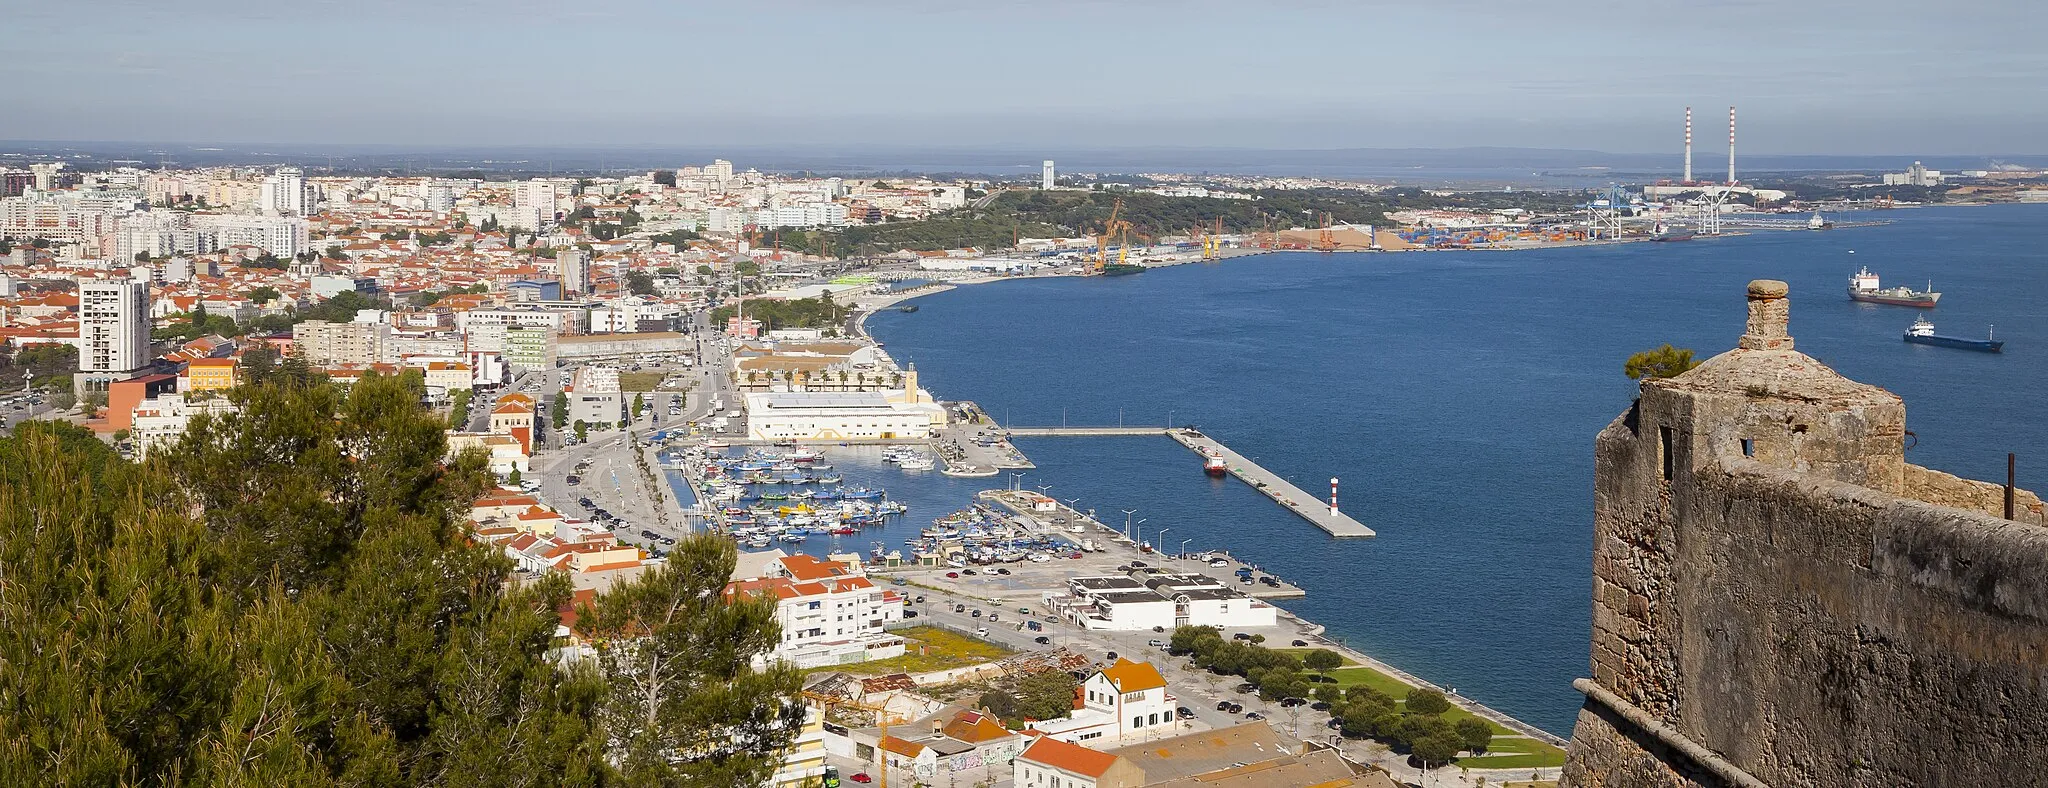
1092,198,1136,274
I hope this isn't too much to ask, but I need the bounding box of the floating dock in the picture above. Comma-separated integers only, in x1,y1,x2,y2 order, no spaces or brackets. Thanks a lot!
1000,426,1376,538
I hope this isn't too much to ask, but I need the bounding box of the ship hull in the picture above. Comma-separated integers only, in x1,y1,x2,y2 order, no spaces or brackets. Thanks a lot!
1850,291,1939,307
1649,231,1696,242
1100,264,1146,276
1204,467,1227,478
1905,334,2002,353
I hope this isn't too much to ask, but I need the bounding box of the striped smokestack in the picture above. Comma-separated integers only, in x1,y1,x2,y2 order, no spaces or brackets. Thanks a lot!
1728,105,1737,185
1684,106,1693,183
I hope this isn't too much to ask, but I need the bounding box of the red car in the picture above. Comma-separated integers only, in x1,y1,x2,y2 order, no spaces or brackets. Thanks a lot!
945,572,960,578
851,773,873,784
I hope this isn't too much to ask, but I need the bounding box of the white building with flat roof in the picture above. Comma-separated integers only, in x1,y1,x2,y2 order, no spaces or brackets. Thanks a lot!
743,391,937,441
1044,575,1276,631
78,278,151,388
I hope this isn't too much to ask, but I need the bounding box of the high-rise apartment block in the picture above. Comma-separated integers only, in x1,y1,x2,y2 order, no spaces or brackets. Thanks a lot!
77,277,152,394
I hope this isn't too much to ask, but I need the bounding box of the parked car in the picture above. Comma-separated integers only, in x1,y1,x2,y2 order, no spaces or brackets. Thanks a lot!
1215,701,1233,711
1279,697,1307,708
565,475,581,485
975,627,990,637
1232,633,1253,641
961,569,977,576
1235,683,1256,694
1208,558,1231,567
1105,651,1118,661
1291,639,1309,647
1027,621,1042,632
1311,701,1331,711
995,568,1011,575
970,610,982,618
1034,636,1051,645
1227,703,1243,714
850,772,873,783
1146,639,1165,648
1176,707,1195,719
945,572,960,579
1244,712,1265,721
902,611,919,619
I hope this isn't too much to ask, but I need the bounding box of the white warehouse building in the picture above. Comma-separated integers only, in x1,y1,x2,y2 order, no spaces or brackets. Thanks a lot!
1044,574,1277,631
743,392,939,442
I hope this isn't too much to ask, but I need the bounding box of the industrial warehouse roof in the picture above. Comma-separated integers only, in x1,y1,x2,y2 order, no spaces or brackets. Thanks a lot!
757,392,893,409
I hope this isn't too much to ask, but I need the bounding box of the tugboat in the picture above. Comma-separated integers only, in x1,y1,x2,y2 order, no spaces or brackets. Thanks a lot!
1904,316,2002,353
1849,267,1940,307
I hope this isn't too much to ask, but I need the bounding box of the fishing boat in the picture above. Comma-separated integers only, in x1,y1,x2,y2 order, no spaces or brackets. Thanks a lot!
816,475,844,484
1904,316,2002,353
898,454,936,471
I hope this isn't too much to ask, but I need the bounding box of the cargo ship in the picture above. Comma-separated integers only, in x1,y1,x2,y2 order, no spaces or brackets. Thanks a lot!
1649,222,1696,242
1201,451,1227,477
1848,267,1939,307
1904,317,2002,353
1100,263,1146,276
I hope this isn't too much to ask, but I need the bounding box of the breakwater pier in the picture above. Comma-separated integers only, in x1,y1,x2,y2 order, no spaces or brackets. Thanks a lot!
999,426,1376,538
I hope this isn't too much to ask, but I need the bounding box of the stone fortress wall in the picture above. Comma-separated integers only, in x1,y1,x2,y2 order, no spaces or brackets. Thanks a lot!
1560,281,2048,787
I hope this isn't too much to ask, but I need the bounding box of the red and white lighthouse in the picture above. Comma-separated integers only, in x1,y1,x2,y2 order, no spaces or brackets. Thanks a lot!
1329,477,1340,516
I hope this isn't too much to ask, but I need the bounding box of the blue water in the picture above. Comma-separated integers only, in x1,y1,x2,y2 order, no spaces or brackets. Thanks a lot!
851,203,2048,736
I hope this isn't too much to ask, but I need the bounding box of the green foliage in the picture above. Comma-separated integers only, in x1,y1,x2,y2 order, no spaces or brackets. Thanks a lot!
624,271,657,296
650,229,699,248
301,290,383,324
1405,687,1452,716
448,389,472,430
553,399,570,430
1303,648,1344,673
734,260,760,277
249,285,282,304
695,265,714,277
1624,344,1702,381
1455,717,1494,754
980,670,1080,727
580,533,804,786
574,420,589,442
0,371,801,784
652,170,676,187
708,297,842,333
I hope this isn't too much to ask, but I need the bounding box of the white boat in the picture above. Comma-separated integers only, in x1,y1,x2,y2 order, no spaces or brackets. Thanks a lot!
898,454,936,471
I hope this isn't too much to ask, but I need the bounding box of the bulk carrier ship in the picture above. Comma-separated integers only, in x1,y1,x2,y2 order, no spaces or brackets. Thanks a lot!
1848,267,1939,307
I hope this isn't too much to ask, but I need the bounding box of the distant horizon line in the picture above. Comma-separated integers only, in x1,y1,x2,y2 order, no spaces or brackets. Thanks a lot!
5,139,2045,160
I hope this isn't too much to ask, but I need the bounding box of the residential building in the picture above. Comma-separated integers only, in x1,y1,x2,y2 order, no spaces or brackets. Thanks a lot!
129,391,239,459
558,248,591,295
724,554,904,668
180,357,237,393
1026,659,1176,745
77,277,151,394
503,326,556,372
194,214,309,257
259,167,315,216
489,392,535,454
1012,735,1144,788
447,432,530,477
293,319,390,367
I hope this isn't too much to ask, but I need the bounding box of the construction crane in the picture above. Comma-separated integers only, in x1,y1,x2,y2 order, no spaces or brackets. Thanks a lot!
1315,212,1336,252
805,690,907,788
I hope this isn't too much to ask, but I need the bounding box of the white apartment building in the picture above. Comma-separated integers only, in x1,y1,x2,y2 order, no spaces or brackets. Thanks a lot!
755,203,848,229
258,167,315,216
1027,659,1177,746
726,554,905,669
78,278,151,386
293,320,391,367
131,393,239,459
557,248,591,295
514,180,559,229
193,214,309,257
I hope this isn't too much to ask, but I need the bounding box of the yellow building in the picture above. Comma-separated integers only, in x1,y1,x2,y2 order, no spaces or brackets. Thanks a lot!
182,358,238,392
767,705,829,788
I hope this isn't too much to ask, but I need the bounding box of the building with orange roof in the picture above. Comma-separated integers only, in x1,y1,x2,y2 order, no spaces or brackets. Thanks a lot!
724,558,903,669
1027,658,1177,746
1012,735,1143,788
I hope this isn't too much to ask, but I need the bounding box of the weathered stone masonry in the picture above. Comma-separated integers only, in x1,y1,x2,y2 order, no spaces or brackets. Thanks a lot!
1560,281,2047,788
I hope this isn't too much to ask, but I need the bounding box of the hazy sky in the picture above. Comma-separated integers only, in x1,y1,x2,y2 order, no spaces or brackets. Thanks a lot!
4,0,2044,153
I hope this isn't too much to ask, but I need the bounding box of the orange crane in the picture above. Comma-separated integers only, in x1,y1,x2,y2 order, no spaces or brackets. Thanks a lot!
1093,197,1132,274
1316,212,1336,252
805,691,907,788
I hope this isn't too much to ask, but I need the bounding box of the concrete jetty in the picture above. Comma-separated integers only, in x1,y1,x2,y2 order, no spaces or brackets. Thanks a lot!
1167,429,1375,538
1000,426,1375,538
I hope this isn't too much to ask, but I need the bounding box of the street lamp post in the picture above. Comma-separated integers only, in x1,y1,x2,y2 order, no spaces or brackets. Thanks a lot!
1121,509,1138,540
1008,471,1026,491
1180,538,1192,559
1154,527,1170,556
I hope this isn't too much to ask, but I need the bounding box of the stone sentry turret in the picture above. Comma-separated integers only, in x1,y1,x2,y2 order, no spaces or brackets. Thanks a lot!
1559,281,2048,787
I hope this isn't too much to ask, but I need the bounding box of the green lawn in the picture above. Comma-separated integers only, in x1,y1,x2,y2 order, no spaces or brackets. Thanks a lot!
804,625,1013,676
1278,649,1566,768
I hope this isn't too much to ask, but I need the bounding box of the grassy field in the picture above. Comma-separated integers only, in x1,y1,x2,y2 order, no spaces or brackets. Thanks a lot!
804,625,1013,676
1277,648,1566,769
615,372,666,392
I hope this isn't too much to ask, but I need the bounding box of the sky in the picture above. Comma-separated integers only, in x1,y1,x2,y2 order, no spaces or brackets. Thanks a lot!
3,0,2045,154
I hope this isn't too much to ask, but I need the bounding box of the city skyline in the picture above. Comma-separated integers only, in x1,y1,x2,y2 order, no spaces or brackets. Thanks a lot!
5,0,2046,154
